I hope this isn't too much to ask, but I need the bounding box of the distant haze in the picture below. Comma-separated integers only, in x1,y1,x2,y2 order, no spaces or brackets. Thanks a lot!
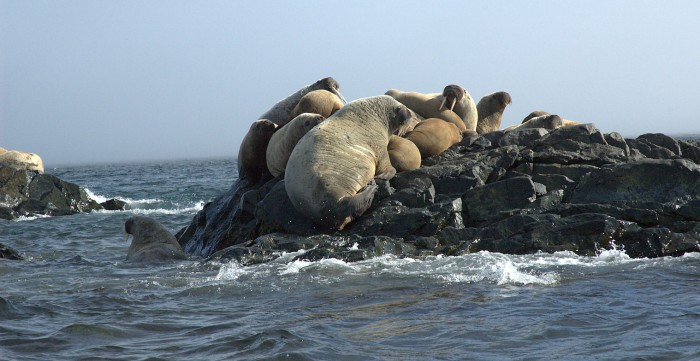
2,0,699,167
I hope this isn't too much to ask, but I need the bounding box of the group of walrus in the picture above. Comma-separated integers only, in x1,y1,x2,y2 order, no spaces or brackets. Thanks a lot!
238,77,580,231
123,76,580,263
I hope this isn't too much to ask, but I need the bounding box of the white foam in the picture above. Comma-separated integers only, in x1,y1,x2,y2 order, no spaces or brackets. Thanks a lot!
13,214,51,222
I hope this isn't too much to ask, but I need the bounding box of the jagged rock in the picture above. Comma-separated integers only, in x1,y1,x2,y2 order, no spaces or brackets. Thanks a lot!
569,159,700,204
0,167,102,219
100,199,128,211
176,122,700,262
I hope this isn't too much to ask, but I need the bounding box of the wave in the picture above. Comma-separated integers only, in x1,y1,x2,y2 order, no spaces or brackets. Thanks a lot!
84,188,205,215
211,250,565,286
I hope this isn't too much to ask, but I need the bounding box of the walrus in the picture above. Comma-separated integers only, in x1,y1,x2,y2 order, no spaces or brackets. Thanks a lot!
504,114,563,131
385,87,471,133
288,89,344,122
476,91,512,134
0,150,44,173
266,113,326,178
405,118,463,159
237,119,278,185
437,84,478,132
387,135,421,172
522,110,580,126
285,95,413,230
124,216,185,263
258,77,348,126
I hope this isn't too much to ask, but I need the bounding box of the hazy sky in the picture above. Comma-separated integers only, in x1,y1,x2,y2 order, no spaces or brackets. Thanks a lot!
2,1,700,166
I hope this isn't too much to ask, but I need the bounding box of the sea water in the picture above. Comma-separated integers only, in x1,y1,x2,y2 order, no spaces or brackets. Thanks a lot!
2,158,700,360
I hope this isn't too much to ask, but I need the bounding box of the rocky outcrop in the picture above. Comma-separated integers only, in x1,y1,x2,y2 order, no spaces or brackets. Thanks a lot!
177,124,700,264
0,167,104,220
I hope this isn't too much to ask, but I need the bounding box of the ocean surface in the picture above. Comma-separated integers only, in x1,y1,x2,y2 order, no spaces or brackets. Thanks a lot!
2,158,700,360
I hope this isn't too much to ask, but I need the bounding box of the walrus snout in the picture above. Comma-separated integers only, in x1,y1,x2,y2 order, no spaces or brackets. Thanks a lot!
440,84,466,112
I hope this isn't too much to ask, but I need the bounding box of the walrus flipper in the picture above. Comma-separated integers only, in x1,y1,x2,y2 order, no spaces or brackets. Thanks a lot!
334,183,379,230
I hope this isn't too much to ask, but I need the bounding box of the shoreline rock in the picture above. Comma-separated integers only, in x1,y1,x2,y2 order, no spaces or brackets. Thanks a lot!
177,124,700,264
0,167,121,220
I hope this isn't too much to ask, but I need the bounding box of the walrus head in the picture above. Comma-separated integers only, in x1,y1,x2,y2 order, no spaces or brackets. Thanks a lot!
491,91,513,109
439,84,467,112
390,104,414,137
316,77,348,105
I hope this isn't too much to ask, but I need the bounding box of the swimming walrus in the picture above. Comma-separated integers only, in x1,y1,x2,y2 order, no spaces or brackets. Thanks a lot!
124,216,186,263
284,95,413,230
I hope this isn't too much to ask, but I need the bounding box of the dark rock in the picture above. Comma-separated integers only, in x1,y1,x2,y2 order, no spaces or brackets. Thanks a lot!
0,167,102,219
604,132,630,156
569,159,700,204
0,243,22,260
637,133,682,156
679,140,700,164
462,176,537,226
499,128,548,147
177,120,700,262
100,198,128,211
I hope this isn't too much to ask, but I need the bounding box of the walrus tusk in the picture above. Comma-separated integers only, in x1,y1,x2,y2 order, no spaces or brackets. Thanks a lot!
439,97,447,111
124,233,130,242
450,98,457,111
334,89,348,105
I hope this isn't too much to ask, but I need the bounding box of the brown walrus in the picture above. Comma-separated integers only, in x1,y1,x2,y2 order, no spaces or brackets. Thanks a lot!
258,77,347,126
284,95,413,230
387,135,421,172
266,113,326,178
237,119,278,185
287,89,344,122
476,91,512,134
385,87,470,133
406,118,463,159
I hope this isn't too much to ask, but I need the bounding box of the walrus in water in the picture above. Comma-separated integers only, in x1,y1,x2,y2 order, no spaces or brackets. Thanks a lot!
285,95,413,230
476,91,512,134
124,216,185,263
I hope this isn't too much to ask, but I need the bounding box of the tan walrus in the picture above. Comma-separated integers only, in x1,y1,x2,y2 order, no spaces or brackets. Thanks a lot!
476,91,512,134
287,89,344,122
387,135,421,172
285,95,413,230
406,118,463,159
385,87,472,133
258,77,347,126
266,113,326,178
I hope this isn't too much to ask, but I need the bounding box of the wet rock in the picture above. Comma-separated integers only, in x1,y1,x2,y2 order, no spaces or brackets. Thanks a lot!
0,243,22,260
176,121,700,262
100,199,128,211
0,167,102,220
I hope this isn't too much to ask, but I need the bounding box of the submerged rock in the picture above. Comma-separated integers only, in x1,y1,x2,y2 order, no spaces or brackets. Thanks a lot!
177,124,700,263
